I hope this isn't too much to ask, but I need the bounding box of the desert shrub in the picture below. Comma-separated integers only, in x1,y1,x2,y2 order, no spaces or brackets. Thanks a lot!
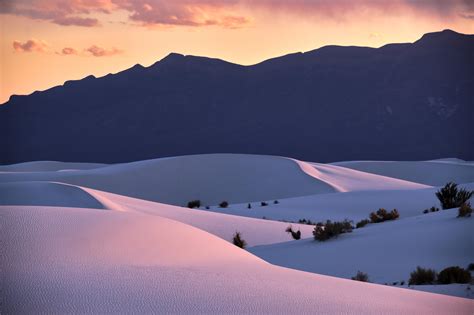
261,201,268,206
408,266,437,285
313,220,353,241
400,281,405,285
351,271,369,282
392,282,398,285
423,209,429,214
285,226,301,240
219,201,229,208
187,200,201,208
356,219,370,228
298,218,315,225
438,266,472,284
458,202,472,218
468,263,474,271
232,232,247,249
274,200,279,204
430,206,439,212
436,182,473,209
369,208,399,223
247,203,252,209
205,206,210,209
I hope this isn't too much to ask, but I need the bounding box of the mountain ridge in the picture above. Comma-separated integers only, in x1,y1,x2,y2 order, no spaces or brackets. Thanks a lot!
1,29,473,164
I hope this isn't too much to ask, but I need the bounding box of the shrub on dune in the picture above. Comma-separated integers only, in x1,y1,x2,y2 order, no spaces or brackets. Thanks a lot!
355,219,370,228
436,182,473,209
408,266,437,285
219,201,229,208
351,271,369,282
457,202,472,218
313,220,353,241
232,232,247,249
467,263,474,271
261,201,268,206
187,200,201,208
437,266,471,284
247,203,252,209
274,200,279,204
285,226,301,240
369,208,399,223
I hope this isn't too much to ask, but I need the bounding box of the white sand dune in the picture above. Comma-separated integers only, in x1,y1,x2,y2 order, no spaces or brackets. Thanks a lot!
332,160,474,186
83,186,316,246
250,208,474,289
0,154,338,206
301,160,430,191
2,205,471,314
0,161,105,172
200,183,474,223
0,181,105,209
0,154,435,208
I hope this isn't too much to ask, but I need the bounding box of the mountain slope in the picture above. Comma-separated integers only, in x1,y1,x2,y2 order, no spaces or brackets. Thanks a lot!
1,29,473,164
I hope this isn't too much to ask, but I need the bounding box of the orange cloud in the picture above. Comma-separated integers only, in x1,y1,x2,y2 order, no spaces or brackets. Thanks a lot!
58,47,79,55
1,0,472,28
12,39,48,53
85,45,122,57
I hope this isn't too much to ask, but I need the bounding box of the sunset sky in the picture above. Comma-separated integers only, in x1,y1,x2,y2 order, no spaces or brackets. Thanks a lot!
1,0,473,104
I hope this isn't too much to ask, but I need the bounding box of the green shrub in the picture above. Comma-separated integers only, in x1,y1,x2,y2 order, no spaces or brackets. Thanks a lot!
351,271,369,282
261,201,268,206
436,182,473,209
298,218,315,225
232,232,247,249
369,208,399,223
408,266,437,285
219,201,229,208
285,226,301,240
423,209,429,214
274,200,279,204
356,219,370,228
438,266,472,284
187,200,201,208
458,202,472,218
313,220,353,241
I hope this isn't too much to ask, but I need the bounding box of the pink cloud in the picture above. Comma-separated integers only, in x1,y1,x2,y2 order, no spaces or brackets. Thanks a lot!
1,0,472,28
85,45,122,57
13,39,48,53
59,47,79,55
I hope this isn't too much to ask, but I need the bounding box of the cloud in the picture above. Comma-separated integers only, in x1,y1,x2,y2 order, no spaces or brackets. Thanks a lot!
0,0,110,27
58,47,79,55
13,39,48,53
1,0,472,28
85,45,122,57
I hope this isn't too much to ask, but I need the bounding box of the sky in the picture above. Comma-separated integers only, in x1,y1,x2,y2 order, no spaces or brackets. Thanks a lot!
1,0,473,104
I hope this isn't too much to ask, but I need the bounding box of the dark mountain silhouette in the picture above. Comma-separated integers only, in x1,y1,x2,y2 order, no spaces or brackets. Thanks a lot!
1,29,473,164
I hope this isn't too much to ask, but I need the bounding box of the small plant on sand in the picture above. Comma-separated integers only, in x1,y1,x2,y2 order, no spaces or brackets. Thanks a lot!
274,200,279,204
355,219,370,229
187,200,201,208
261,201,268,206
298,219,315,225
285,226,301,240
351,271,369,282
369,208,399,223
232,232,247,249
247,203,252,209
219,201,229,208
458,202,472,218
408,266,437,285
436,182,473,209
313,219,353,241
438,266,472,284
468,263,474,271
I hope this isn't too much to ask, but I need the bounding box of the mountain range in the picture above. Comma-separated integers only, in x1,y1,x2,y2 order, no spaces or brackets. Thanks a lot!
1,29,473,164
